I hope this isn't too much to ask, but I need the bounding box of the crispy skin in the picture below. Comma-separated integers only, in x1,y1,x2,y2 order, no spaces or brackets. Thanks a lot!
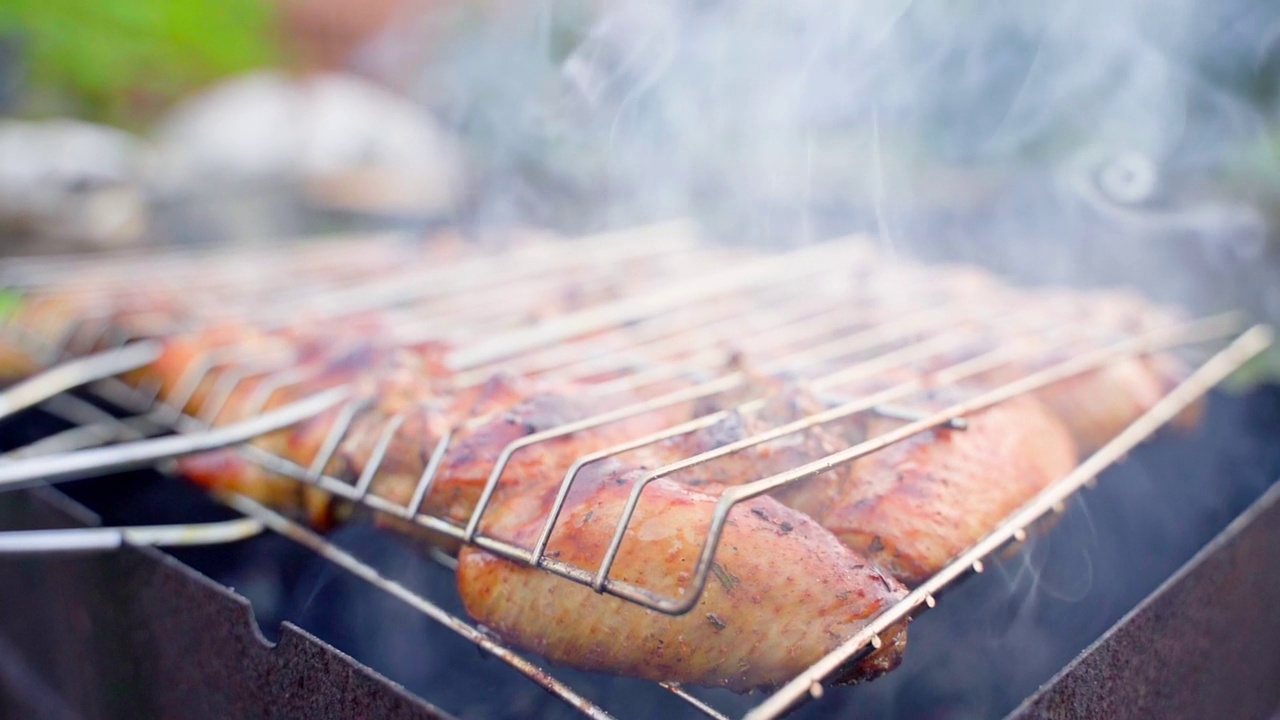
357,375,699,526
950,345,1197,454
656,380,1079,586
844,344,1194,458
818,390,1078,584
176,341,453,526
657,387,854,522
457,461,907,692
1024,354,1195,453
921,311,1199,454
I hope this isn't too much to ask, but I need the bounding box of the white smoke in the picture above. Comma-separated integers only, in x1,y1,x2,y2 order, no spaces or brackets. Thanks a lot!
408,0,1280,324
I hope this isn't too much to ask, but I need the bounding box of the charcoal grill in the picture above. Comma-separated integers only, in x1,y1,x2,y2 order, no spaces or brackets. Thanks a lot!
0,224,1276,719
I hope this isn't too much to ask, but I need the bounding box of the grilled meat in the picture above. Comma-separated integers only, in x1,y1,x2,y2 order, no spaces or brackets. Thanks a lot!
0,238,1213,694
457,458,908,692
653,379,1078,585
817,389,1078,584
410,384,698,525
180,361,914,690
176,341,711,530
177,338,455,526
923,339,1197,454
1020,354,1196,453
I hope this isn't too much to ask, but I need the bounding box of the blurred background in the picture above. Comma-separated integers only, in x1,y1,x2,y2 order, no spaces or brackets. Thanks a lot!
2,0,1280,325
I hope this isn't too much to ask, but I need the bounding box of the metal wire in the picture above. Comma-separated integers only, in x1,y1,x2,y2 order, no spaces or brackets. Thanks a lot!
0,305,1244,614
115,312,1243,622
0,387,349,490
0,517,266,553
0,342,160,420
661,684,731,720
445,239,871,370
0,230,1262,720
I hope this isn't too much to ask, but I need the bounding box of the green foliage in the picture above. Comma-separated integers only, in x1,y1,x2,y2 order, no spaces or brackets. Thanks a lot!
0,291,18,320
0,0,277,126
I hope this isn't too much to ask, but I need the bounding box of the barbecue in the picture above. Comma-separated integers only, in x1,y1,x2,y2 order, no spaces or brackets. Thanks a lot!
0,222,1273,719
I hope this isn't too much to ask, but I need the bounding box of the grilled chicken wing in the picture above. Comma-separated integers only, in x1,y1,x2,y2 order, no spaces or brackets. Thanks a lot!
653,379,1079,585
935,292,1199,453
457,459,908,692
180,349,711,531
817,390,1078,584
177,340,454,525
1021,354,1195,453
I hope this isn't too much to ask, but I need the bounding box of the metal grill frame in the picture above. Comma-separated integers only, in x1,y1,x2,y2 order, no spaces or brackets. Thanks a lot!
0,227,1271,720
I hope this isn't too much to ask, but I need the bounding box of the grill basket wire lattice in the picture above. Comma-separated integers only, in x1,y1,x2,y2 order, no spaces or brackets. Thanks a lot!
0,225,1269,720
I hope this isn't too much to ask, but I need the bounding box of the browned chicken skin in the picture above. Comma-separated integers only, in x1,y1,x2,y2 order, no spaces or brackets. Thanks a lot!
1019,354,1196,453
458,458,908,692
646,380,1080,585
817,390,1079,584
180,358,916,690
178,337,455,526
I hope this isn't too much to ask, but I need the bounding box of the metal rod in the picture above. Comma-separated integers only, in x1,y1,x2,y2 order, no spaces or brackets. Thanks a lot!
37,392,125,428
238,362,335,419
400,425,454,518
353,414,407,498
306,399,373,479
743,323,1273,720
0,342,160,420
872,404,969,428
462,257,912,385
0,387,349,490
58,313,116,358
2,393,160,458
261,235,700,333
153,349,226,421
1,419,151,458
88,375,162,415
0,517,265,553
660,683,730,720
196,359,292,425
219,492,617,720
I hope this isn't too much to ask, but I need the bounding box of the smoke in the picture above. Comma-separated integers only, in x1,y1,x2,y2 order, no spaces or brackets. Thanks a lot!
404,0,1280,323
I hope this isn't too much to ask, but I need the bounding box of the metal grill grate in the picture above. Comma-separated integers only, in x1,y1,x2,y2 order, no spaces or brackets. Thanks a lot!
0,224,1269,719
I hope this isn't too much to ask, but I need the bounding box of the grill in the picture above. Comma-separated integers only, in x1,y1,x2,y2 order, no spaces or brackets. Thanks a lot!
0,223,1275,720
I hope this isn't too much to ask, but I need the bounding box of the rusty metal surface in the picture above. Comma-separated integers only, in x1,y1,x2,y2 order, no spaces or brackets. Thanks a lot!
0,487,451,720
1008,479,1280,720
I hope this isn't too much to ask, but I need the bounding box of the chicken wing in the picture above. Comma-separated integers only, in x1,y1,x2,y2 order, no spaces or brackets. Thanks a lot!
457,459,908,692
817,389,1078,584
